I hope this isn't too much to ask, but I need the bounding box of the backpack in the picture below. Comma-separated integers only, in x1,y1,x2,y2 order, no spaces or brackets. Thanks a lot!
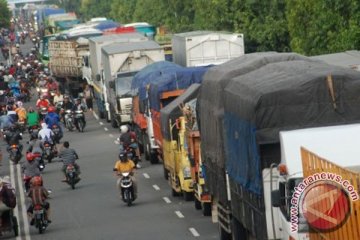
3,186,16,208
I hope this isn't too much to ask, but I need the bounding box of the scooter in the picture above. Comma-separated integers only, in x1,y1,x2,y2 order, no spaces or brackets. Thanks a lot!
74,110,85,132
65,164,80,189
42,141,54,163
64,110,74,131
33,204,48,234
51,124,61,144
7,144,22,164
119,172,135,206
0,210,19,237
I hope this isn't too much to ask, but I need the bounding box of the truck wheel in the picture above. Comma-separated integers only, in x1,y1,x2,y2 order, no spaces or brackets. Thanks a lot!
171,188,180,197
163,166,169,180
145,142,150,161
150,152,159,164
219,225,232,240
111,118,118,128
105,111,110,123
99,110,105,119
194,198,202,210
183,191,194,201
202,202,212,216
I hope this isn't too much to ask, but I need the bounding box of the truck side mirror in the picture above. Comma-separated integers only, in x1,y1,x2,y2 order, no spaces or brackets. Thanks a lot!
96,74,101,81
109,80,115,89
271,190,281,207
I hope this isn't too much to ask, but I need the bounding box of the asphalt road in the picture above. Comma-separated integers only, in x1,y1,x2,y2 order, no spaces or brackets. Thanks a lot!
0,39,219,240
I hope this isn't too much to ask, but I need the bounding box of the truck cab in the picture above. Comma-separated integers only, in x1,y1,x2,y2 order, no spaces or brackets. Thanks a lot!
107,71,137,127
269,124,360,240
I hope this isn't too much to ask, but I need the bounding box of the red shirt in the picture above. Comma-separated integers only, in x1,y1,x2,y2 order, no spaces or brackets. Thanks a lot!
28,186,48,205
36,99,50,108
47,82,58,91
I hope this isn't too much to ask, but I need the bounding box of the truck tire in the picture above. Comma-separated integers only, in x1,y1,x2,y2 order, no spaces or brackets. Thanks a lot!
145,142,150,161
105,110,110,123
111,118,118,128
194,198,202,210
219,225,232,240
231,217,249,240
99,110,105,119
202,202,212,216
149,152,159,164
183,191,194,201
163,166,169,180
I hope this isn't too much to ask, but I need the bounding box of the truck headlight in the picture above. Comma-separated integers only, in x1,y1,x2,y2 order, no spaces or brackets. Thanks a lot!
183,166,191,179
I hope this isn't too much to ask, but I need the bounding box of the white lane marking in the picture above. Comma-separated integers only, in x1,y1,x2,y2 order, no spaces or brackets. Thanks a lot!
175,211,184,218
93,111,99,120
152,184,160,191
189,228,200,237
99,122,104,125
163,197,171,204
143,173,150,179
104,127,108,131
16,164,31,240
109,134,114,138
10,163,22,240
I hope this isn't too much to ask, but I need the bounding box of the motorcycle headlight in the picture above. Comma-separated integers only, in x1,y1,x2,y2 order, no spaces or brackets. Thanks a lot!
183,166,191,179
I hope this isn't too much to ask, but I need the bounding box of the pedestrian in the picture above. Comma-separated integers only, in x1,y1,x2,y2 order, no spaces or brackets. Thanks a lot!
83,85,93,111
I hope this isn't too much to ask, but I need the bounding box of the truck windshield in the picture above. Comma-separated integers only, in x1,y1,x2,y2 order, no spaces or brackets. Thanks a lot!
115,71,138,97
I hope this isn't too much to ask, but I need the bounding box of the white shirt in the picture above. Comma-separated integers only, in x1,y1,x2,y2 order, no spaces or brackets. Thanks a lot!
38,128,54,142
53,94,64,104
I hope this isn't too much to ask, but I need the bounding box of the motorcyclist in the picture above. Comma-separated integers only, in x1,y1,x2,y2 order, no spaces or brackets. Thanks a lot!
27,176,51,225
118,125,141,168
72,98,86,130
46,77,58,92
35,95,50,109
27,137,44,156
44,106,63,139
22,153,41,180
38,123,55,145
61,95,74,124
6,105,18,124
26,107,39,130
0,177,16,227
15,101,26,123
58,141,80,182
53,91,63,106
5,125,23,152
113,151,137,199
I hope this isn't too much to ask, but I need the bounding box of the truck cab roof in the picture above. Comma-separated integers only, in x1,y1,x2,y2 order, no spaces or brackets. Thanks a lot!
280,123,360,178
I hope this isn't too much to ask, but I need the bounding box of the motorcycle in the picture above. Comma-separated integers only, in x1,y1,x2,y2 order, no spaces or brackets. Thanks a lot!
64,110,74,131
119,172,135,206
42,141,54,163
51,124,61,144
65,164,80,189
23,175,32,193
0,209,19,237
39,107,48,121
8,144,22,164
28,125,40,140
125,144,141,168
74,110,85,132
33,204,48,234
33,152,45,172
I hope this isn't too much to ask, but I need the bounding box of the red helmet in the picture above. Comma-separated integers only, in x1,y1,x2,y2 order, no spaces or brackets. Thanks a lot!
26,152,34,161
48,106,55,113
32,176,42,186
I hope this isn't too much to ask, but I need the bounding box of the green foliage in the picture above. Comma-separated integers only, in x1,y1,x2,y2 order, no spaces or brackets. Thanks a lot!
110,0,137,23
0,0,11,28
80,0,112,21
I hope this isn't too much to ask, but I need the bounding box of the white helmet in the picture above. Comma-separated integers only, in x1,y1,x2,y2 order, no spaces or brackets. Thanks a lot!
120,125,128,134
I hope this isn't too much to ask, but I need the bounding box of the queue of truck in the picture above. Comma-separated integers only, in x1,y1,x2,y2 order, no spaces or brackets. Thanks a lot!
22,5,360,239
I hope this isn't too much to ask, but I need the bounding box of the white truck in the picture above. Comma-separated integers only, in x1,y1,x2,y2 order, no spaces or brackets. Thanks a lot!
101,40,164,127
82,33,148,118
172,31,245,67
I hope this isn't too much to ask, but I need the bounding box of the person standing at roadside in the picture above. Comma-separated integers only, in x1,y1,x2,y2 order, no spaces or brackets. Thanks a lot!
83,85,93,111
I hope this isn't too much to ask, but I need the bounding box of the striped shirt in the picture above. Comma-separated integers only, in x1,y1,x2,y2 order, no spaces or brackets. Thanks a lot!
28,186,48,205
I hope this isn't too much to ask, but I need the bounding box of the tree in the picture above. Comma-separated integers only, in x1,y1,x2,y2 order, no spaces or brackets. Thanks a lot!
110,0,137,24
80,0,112,21
0,0,11,28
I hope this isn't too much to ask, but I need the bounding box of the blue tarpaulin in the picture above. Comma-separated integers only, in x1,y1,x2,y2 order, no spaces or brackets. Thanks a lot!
131,61,180,100
94,21,120,31
131,61,211,112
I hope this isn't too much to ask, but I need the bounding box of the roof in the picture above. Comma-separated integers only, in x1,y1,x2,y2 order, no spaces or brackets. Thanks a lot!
101,41,161,55
89,33,146,44
311,50,360,69
173,31,232,38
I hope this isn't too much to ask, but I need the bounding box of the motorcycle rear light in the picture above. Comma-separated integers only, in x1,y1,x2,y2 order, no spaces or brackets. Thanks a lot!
34,205,42,210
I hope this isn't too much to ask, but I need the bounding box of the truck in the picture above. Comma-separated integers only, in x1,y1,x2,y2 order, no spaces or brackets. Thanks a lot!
172,31,245,67
48,33,102,97
132,62,209,200
47,12,77,32
311,50,360,71
101,40,164,128
83,33,147,119
197,52,360,240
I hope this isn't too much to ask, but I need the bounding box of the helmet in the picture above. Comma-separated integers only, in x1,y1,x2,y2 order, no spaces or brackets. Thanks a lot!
48,106,55,113
120,125,128,134
16,101,23,108
26,152,34,161
119,151,127,162
31,176,42,186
